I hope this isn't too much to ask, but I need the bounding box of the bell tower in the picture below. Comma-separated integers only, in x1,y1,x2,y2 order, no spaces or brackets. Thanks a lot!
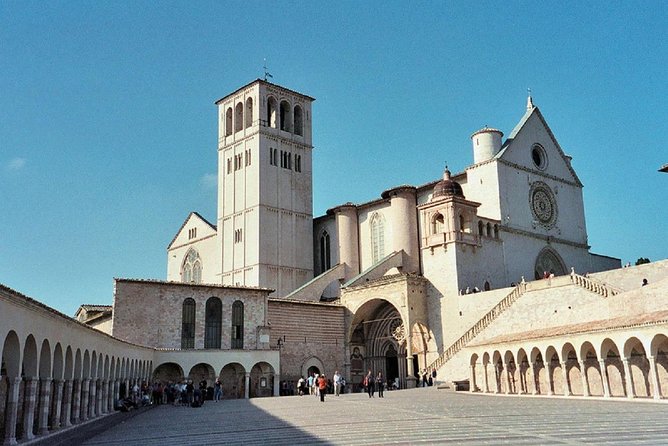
215,80,315,296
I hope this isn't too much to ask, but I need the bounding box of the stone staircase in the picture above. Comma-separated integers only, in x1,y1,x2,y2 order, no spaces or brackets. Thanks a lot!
569,271,624,298
426,282,527,374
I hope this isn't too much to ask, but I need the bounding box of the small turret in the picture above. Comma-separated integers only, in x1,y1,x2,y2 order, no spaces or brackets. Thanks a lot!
471,127,503,164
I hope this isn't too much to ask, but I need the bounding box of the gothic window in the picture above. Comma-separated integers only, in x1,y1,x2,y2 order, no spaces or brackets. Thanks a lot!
182,248,202,284
181,298,195,349
235,102,243,133
294,105,303,136
231,300,244,349
279,100,292,132
225,108,233,136
204,297,222,349
245,97,253,128
534,247,567,280
370,213,386,264
320,231,331,273
267,96,278,128
431,213,444,234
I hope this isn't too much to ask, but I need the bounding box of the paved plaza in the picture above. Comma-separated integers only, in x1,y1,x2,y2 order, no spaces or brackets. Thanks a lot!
75,388,668,445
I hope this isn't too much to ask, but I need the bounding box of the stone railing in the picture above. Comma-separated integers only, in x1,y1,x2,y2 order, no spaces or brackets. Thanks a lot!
426,282,527,373
569,271,623,298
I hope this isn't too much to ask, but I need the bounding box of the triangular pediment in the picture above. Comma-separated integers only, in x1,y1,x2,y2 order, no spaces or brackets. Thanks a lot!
495,107,582,187
167,212,217,250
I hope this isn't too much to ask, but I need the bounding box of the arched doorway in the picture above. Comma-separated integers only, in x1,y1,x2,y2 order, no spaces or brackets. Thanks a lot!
219,363,245,399
152,362,184,383
250,362,275,398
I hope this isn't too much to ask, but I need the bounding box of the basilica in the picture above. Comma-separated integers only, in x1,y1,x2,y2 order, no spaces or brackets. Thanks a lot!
1,79,667,445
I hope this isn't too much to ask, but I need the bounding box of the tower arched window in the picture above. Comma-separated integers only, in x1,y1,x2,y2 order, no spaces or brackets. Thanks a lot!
267,96,278,128
225,108,233,136
294,105,303,136
320,231,331,273
231,300,244,349
181,298,195,349
279,100,292,132
204,297,222,349
459,215,466,233
182,248,202,284
370,213,386,264
478,221,484,236
486,222,492,237
431,213,444,234
235,102,243,133
245,97,253,128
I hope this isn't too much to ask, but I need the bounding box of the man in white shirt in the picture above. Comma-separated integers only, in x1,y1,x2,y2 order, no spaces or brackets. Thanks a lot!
333,371,342,396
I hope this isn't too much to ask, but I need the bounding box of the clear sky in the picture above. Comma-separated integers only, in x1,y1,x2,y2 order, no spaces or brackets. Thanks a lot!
2,1,666,316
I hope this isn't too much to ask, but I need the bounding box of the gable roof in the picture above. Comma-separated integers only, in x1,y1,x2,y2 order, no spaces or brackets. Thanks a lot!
167,211,217,250
495,105,583,187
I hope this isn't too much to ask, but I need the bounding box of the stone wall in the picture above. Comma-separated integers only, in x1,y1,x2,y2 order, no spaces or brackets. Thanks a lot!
267,299,345,382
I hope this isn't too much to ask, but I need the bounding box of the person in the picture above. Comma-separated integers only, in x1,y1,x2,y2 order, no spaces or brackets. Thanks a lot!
313,373,319,397
364,370,375,398
307,374,314,395
297,376,305,396
422,371,428,387
333,370,342,396
428,375,433,386
376,371,384,398
318,373,327,402
642,278,649,286
393,377,400,390
214,379,222,402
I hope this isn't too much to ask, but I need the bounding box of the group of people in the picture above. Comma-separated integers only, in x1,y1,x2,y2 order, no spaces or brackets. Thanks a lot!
118,378,224,410
294,371,348,402
363,370,387,398
419,369,437,387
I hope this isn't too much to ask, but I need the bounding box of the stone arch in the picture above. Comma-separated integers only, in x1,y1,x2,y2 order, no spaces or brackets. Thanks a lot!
220,362,246,399
153,362,184,384
545,345,562,395
266,96,278,128
469,353,480,392
534,246,566,280
103,355,110,380
293,104,303,136
503,350,517,394
188,363,215,388
64,347,74,381
205,297,223,349
431,212,445,235
579,340,602,396
91,351,98,380
516,348,530,394
481,352,491,393
2,331,21,378
245,97,253,129
279,100,292,132
301,356,325,380
82,350,90,379
561,342,580,396
651,333,668,398
601,338,625,396
53,343,64,381
492,350,503,393
250,362,275,398
624,336,652,397
225,107,233,136
235,101,243,132
39,339,52,378
530,347,546,395
23,334,38,378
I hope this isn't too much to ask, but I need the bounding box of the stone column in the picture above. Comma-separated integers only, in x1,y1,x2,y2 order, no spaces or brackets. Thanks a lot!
88,379,97,418
71,379,81,424
50,379,64,431
61,380,73,428
38,377,52,435
546,364,554,396
273,375,280,397
648,356,662,400
579,361,590,397
561,362,571,396
599,360,611,398
21,377,38,441
622,358,635,399
529,362,538,395
469,365,477,392
3,377,21,446
80,378,90,421
113,380,121,409
244,373,250,399
405,345,416,389
502,363,511,394
483,364,490,393
101,380,109,414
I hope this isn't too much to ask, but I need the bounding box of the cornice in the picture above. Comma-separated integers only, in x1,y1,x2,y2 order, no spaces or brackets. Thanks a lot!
501,225,589,249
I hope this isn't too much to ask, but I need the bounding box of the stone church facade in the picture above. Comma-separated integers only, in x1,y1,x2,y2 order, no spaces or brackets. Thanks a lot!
2,78,667,445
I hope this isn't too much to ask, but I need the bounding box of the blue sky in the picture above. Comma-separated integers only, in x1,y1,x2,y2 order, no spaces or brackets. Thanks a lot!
2,1,666,316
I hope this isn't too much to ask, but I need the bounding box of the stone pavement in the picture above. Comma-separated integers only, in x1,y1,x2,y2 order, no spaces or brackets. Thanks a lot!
80,388,668,445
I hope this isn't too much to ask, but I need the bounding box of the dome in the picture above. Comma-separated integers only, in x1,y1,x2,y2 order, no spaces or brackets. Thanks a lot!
433,168,464,198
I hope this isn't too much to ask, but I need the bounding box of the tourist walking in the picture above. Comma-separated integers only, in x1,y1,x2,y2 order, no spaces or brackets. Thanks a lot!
333,371,342,396
214,379,222,401
318,374,327,402
376,371,384,398
364,370,375,398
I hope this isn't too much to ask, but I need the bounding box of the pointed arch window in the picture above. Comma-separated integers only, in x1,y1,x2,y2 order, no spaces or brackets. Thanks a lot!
182,248,202,284
225,108,233,136
267,96,278,128
204,297,222,349
181,298,195,349
370,213,386,264
280,100,292,132
231,300,244,349
294,105,303,136
320,231,331,273
235,102,243,133
245,97,253,128
431,213,444,235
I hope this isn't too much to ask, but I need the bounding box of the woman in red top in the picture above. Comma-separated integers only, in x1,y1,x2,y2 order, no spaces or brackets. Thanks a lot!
318,374,327,402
